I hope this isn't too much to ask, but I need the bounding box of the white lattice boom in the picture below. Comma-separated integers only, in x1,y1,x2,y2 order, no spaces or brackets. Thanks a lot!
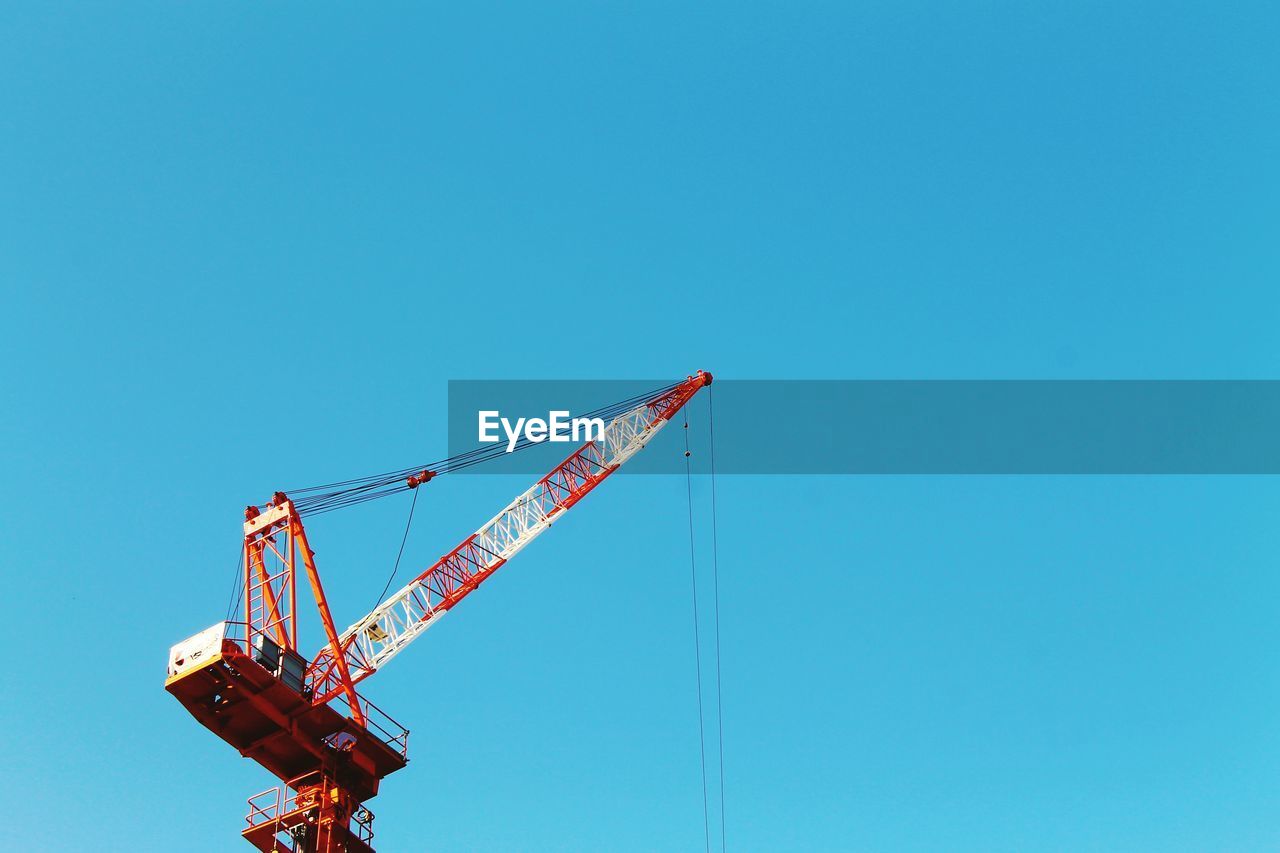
307,371,711,702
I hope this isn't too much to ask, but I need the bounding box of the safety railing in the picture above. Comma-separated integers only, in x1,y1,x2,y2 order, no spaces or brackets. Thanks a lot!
218,620,410,759
245,772,376,845
326,687,410,759
245,784,289,830
220,620,251,653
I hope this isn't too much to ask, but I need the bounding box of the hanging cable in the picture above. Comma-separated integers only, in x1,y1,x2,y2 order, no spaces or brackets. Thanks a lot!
225,547,245,623
684,412,712,853
708,386,727,852
372,487,420,612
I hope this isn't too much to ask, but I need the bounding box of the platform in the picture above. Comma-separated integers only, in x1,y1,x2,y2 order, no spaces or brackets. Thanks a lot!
165,633,408,803
242,776,377,853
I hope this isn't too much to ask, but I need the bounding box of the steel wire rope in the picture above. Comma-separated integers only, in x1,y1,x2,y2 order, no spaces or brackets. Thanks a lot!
280,382,683,516
708,386,727,852
371,487,420,612
683,412,712,853
225,547,245,623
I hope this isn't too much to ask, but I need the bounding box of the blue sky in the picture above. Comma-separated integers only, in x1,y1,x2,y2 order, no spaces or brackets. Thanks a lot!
3,2,1280,851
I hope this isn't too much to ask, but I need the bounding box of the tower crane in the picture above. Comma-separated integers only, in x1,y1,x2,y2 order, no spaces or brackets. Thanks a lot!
165,371,713,852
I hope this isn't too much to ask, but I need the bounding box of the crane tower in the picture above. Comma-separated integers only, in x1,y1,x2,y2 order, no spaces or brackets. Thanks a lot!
165,371,712,851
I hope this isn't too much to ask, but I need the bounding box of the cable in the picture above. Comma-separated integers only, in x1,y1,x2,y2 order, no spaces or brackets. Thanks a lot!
279,381,685,517
373,487,420,611
225,547,245,623
708,387,727,852
684,413,712,853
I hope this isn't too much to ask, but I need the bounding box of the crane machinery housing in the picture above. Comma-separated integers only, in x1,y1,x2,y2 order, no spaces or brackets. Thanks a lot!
165,371,713,852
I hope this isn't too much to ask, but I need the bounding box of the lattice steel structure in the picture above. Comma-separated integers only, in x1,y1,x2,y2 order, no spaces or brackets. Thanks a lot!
166,371,712,852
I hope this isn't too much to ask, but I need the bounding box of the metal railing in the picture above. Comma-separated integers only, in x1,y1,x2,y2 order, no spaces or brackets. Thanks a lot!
245,773,376,845
326,687,410,758
218,620,410,758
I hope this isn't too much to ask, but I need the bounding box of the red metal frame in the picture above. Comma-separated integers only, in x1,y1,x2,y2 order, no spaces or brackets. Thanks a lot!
306,371,713,703
244,494,365,725
245,771,377,853
170,371,713,852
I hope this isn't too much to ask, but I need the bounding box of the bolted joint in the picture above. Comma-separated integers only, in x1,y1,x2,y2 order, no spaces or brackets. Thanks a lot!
407,469,437,489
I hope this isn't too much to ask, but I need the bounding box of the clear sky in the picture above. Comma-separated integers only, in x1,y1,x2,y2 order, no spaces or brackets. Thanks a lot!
3,3,1280,851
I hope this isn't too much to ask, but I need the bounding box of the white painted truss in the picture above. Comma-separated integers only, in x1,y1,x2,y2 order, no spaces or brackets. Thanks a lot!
319,381,700,686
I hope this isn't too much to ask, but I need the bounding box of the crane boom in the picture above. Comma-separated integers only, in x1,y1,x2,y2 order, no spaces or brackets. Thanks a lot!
167,370,714,851
307,370,712,703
